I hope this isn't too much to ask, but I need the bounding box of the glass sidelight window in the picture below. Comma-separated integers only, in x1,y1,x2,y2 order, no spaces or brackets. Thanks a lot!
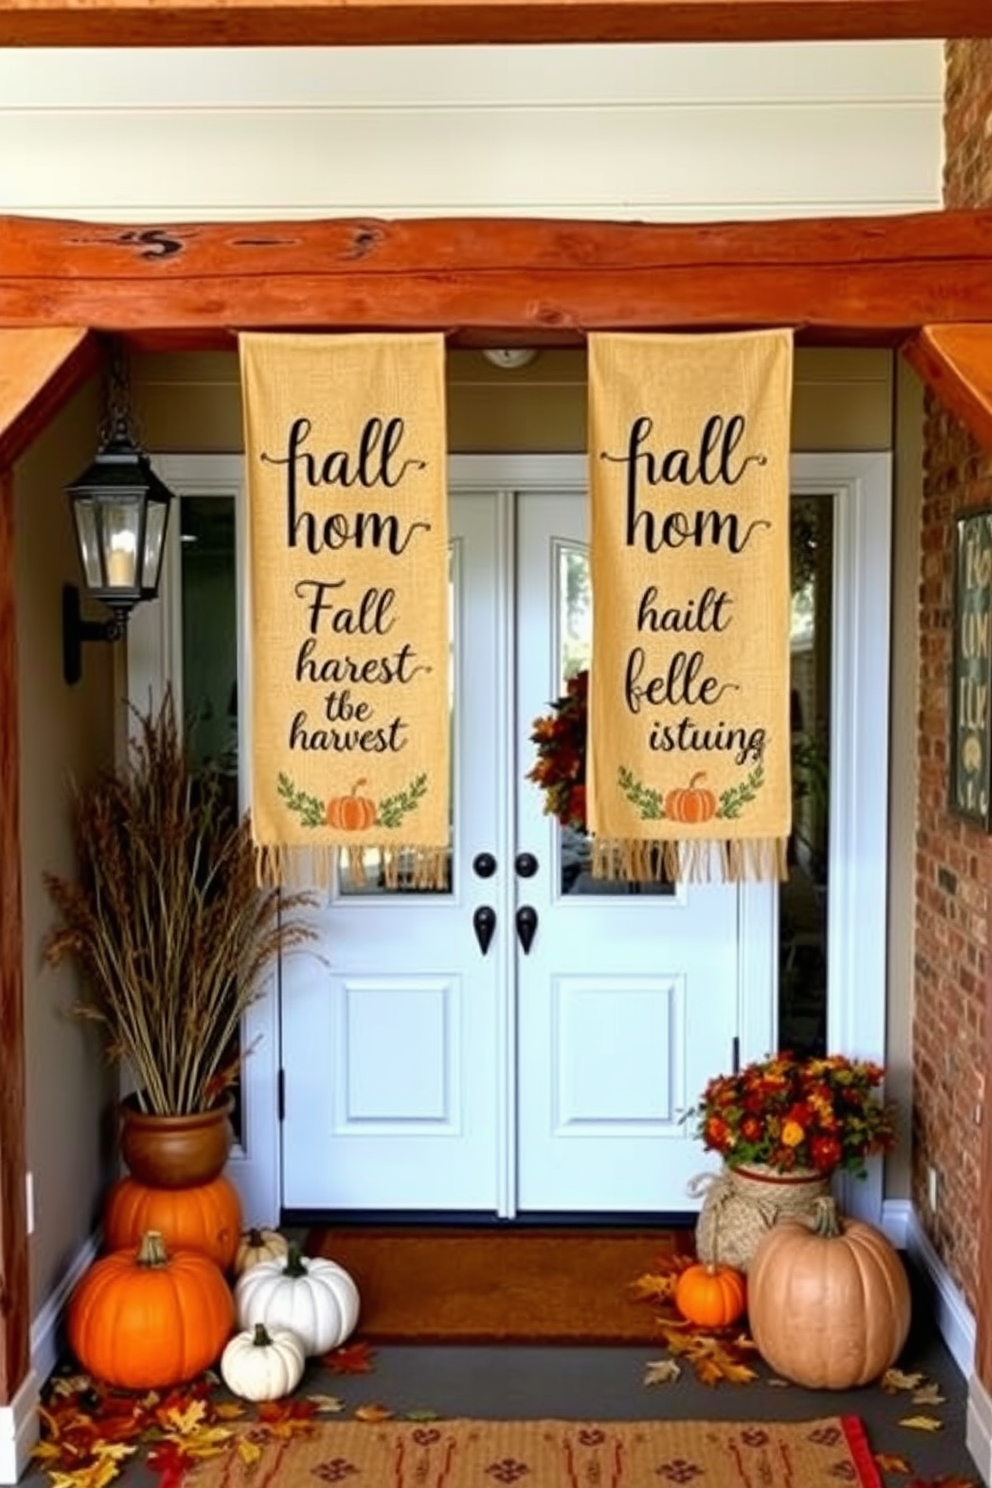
779,494,834,1058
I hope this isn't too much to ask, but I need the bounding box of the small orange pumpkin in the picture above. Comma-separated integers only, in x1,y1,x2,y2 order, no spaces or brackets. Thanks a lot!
67,1230,235,1389
674,1261,747,1329
326,779,378,831
103,1174,242,1271
664,772,717,824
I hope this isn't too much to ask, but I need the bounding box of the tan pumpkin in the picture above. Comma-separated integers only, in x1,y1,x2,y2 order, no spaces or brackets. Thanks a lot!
674,1262,747,1329
103,1175,242,1272
664,772,717,824
235,1226,290,1277
67,1230,235,1390
326,779,377,831
747,1196,911,1388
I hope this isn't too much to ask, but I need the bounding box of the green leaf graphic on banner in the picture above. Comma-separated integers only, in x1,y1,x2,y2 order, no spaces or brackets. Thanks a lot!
277,773,324,827
617,767,666,820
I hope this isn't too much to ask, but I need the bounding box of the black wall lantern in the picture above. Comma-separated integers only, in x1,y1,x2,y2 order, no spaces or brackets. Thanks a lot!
63,345,174,686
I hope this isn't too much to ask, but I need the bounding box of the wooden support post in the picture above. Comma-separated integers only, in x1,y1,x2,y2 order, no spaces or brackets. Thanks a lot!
0,327,96,1407
0,461,27,1408
902,325,992,457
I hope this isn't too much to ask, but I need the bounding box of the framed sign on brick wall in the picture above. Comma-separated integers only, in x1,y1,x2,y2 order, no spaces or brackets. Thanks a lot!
951,508,992,829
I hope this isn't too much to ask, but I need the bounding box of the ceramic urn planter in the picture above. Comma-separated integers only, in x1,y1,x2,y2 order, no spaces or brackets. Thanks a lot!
119,1094,235,1189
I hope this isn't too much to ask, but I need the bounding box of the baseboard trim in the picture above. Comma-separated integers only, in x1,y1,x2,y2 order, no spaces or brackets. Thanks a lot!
880,1197,911,1249
30,1229,100,1391
0,1371,39,1486
0,1230,100,1484
968,1373,992,1486
905,1206,976,1380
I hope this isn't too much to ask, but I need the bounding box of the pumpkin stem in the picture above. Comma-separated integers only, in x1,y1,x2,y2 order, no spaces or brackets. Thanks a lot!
283,1242,310,1278
252,1323,273,1348
810,1195,842,1238
350,779,369,795
136,1230,170,1268
247,1227,266,1246
689,772,708,788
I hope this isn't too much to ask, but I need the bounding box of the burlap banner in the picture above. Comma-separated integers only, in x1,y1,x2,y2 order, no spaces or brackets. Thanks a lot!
239,332,450,887
587,330,793,882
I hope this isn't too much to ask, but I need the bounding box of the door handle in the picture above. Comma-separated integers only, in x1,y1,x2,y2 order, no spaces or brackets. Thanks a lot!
473,905,496,956
515,852,538,878
515,905,538,954
473,851,497,879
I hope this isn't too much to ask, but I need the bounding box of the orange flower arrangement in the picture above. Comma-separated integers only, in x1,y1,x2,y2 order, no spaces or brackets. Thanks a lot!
692,1052,896,1178
527,669,588,832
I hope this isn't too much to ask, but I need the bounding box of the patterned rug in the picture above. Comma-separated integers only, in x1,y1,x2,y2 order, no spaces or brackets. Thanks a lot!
305,1224,695,1342
182,1415,881,1487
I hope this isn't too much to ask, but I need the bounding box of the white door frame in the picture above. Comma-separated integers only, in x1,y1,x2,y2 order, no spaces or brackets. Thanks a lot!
129,449,891,1227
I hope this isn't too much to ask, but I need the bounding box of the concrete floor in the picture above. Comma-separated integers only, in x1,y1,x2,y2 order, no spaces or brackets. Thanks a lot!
19,1268,982,1488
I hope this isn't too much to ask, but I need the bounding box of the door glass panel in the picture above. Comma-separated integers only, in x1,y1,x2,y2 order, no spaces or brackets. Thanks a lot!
779,494,833,1057
556,541,672,898
178,495,242,1135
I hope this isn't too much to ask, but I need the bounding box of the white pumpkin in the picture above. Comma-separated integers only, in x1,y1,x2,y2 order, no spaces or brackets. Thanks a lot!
235,1243,360,1356
220,1322,306,1401
234,1226,290,1277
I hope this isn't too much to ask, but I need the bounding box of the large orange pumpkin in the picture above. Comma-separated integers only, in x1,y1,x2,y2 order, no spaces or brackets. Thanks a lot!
103,1175,242,1272
67,1230,235,1389
674,1262,747,1329
747,1197,911,1388
325,779,377,831
664,772,717,824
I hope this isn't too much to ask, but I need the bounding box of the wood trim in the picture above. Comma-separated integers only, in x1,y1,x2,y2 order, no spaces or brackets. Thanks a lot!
0,0,986,48
0,464,27,1405
902,325,992,455
0,327,97,1405
0,328,98,468
904,333,992,1391
7,212,992,350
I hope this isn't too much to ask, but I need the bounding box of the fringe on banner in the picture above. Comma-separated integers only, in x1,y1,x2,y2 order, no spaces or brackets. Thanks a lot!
591,836,789,885
255,843,449,892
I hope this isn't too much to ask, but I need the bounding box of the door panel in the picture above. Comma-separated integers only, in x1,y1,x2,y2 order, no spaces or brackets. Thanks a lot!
280,493,504,1211
513,494,740,1211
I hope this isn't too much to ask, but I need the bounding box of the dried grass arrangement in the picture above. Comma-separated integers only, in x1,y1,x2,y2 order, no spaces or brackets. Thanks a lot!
44,690,315,1116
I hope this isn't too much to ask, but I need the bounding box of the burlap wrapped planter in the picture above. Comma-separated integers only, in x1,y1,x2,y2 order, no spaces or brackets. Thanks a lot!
691,1163,832,1273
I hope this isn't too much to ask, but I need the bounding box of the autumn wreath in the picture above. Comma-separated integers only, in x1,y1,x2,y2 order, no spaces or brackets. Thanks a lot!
527,669,588,832
692,1051,896,1178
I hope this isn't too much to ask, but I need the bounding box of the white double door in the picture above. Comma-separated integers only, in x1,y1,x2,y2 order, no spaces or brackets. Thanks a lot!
281,469,774,1216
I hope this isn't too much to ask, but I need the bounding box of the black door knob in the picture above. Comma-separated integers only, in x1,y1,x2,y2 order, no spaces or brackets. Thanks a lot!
515,852,539,878
473,852,497,879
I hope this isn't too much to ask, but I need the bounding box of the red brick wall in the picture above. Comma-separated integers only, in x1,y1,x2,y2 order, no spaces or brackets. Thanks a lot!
914,40,992,1311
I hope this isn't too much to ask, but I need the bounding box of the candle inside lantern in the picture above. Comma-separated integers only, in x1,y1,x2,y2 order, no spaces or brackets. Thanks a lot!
105,532,137,588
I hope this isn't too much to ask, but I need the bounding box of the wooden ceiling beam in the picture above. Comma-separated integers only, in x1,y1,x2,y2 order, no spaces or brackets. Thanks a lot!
0,0,987,48
903,325,992,454
6,211,992,351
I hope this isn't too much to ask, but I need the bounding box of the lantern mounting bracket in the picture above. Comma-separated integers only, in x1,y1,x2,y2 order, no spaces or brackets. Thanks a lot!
62,583,126,687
